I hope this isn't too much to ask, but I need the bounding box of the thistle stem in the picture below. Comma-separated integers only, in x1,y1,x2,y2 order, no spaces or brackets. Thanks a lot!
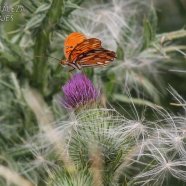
157,29,186,43
32,0,64,95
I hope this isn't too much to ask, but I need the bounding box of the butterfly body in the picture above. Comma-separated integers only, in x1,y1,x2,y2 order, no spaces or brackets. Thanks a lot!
61,32,116,71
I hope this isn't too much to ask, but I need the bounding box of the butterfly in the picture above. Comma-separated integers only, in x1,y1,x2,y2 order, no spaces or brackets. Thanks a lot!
60,32,116,71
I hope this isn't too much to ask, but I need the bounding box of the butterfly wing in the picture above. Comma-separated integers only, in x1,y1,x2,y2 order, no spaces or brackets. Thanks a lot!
68,38,102,63
76,48,116,68
64,32,86,59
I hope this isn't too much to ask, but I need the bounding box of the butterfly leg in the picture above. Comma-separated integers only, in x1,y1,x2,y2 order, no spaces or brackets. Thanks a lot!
72,60,82,70
76,62,82,70
67,67,75,78
67,63,76,72
67,62,82,73
68,67,75,72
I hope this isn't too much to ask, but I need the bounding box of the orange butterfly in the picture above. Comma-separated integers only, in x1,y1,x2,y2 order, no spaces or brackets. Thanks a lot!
60,32,116,71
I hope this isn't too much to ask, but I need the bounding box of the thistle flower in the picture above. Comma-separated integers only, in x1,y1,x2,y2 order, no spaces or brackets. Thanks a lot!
61,73,100,109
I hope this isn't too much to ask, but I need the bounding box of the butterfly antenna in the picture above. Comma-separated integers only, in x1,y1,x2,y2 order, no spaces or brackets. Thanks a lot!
35,55,61,62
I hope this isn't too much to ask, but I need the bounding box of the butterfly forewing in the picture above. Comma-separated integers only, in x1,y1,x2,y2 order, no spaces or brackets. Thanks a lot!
68,38,102,63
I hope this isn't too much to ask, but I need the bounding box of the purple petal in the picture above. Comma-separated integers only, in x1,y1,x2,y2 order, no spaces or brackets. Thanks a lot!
61,73,100,109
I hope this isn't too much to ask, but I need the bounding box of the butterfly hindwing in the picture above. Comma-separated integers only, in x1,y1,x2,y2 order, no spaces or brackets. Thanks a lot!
75,48,116,67
68,38,102,63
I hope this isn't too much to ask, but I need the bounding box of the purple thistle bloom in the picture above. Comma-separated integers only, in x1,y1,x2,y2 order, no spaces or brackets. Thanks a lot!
61,73,100,109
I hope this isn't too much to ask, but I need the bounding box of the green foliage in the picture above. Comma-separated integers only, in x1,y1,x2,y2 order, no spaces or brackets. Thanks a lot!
142,18,156,50
48,168,93,186
32,0,64,94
